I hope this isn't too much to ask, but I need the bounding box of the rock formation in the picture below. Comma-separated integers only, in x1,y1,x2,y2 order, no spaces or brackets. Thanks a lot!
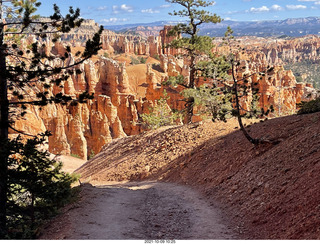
9,21,319,159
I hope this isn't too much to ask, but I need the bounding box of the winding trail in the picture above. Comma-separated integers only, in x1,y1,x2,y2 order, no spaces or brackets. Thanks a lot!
42,181,236,240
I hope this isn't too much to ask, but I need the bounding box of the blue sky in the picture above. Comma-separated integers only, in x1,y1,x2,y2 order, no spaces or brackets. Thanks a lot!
36,0,320,25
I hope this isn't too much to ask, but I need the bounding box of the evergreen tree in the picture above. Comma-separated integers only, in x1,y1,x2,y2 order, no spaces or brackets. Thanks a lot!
223,27,274,145
182,84,232,122
5,135,77,238
166,1,273,144
0,0,102,238
165,0,223,123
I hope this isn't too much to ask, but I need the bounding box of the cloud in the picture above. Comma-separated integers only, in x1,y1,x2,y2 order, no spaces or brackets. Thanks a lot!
97,6,107,11
226,10,241,15
224,17,237,21
160,4,171,8
87,6,107,12
100,18,128,24
271,5,283,11
121,4,133,12
248,4,285,13
298,0,320,4
112,5,119,14
112,4,134,14
249,6,270,13
140,4,172,14
286,5,307,10
141,9,160,14
248,4,308,13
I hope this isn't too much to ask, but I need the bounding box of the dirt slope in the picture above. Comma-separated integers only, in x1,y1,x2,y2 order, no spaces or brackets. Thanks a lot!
76,112,320,239
76,119,239,182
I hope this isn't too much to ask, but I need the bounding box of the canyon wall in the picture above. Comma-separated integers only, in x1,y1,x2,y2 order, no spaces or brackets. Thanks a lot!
9,22,318,159
263,36,320,64
215,35,320,64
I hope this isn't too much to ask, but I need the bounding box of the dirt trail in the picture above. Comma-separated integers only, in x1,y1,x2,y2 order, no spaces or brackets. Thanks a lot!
41,181,236,240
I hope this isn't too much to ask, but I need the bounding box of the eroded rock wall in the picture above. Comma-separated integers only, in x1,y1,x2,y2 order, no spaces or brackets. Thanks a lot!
10,23,318,159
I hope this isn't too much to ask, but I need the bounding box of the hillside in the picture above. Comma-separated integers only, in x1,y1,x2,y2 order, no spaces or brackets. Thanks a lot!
76,112,320,239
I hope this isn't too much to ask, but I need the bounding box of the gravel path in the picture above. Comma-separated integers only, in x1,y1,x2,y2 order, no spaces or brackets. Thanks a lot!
41,181,236,240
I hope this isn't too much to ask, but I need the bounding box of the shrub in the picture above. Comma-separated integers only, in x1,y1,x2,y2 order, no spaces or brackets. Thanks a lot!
5,136,78,239
153,54,160,60
103,52,109,58
130,56,140,65
139,57,147,64
297,98,320,115
130,56,147,65
182,85,233,122
140,91,181,129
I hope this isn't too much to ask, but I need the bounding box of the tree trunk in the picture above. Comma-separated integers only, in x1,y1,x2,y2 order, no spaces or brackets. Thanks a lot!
186,55,196,123
185,97,194,124
0,0,9,237
232,61,259,145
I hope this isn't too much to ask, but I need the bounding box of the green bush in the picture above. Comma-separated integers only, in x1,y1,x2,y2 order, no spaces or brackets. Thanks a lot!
5,136,78,239
297,98,320,115
139,57,147,64
130,56,140,65
130,56,147,65
71,153,81,159
103,52,109,58
153,54,160,60
140,91,181,129
182,85,233,122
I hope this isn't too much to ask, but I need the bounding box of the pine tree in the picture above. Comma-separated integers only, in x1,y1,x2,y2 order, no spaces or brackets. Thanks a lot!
223,27,274,145
165,0,223,123
166,1,274,144
5,135,77,238
0,0,102,238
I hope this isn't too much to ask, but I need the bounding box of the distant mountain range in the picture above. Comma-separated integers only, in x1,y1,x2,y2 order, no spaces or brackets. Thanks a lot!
105,17,320,37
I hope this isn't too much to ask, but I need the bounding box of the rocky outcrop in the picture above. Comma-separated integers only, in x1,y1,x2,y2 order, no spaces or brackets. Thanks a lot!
159,25,181,56
9,41,142,159
231,56,316,116
231,36,320,65
39,57,141,159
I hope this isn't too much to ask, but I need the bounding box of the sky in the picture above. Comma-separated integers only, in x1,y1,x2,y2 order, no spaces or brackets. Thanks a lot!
36,0,320,26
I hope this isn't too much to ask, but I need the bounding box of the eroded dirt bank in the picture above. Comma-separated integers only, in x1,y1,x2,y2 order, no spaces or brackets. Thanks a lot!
40,181,236,240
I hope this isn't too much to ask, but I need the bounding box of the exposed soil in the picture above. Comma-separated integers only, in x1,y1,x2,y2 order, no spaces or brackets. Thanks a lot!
126,61,164,98
53,155,86,174
40,181,236,240
42,112,320,239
